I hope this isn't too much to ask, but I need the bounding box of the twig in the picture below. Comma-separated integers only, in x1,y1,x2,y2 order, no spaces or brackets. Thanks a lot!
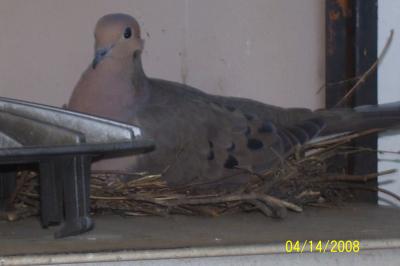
335,30,394,107
259,194,303,212
348,185,400,203
376,187,400,202
92,192,302,216
305,128,383,148
317,75,362,94
295,190,320,199
91,170,153,177
352,147,400,155
325,169,397,182
92,194,172,207
247,200,274,217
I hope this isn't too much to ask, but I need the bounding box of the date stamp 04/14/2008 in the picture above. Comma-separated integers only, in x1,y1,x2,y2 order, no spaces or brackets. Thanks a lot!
285,240,360,253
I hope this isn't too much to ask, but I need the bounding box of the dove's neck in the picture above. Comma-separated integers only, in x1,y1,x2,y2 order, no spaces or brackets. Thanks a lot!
131,52,148,90
128,52,151,109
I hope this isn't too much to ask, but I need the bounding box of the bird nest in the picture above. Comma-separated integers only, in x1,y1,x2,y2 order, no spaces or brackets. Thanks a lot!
4,129,399,221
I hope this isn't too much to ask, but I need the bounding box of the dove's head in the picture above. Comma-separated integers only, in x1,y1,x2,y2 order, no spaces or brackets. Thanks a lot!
92,13,144,69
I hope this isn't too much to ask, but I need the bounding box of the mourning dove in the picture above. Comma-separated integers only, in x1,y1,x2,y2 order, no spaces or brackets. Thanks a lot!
68,13,400,186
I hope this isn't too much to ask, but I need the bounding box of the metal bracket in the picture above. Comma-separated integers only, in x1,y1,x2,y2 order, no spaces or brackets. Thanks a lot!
0,97,154,237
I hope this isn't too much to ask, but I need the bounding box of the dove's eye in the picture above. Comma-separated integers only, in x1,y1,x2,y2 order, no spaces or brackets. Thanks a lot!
124,27,132,39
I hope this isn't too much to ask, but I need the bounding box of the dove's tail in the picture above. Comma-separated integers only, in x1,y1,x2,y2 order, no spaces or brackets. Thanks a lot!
317,101,400,135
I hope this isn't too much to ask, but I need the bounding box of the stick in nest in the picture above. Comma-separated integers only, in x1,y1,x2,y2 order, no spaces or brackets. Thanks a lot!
335,30,394,107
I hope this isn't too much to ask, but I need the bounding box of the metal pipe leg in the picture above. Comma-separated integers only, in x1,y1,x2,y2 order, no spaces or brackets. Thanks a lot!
55,155,93,238
0,166,17,212
39,160,63,227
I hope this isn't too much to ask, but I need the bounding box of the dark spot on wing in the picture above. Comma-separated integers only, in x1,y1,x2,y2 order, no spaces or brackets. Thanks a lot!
258,121,276,133
207,140,215,160
244,113,254,121
224,155,239,169
208,141,214,148
207,150,215,160
247,138,264,150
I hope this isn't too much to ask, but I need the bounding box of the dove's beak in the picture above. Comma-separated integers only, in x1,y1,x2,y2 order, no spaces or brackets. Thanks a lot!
92,46,112,69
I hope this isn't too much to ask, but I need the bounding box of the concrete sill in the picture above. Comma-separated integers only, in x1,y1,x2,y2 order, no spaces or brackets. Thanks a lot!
1,204,400,265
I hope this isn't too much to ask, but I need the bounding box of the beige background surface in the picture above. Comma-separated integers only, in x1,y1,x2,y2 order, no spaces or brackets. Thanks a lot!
0,0,325,109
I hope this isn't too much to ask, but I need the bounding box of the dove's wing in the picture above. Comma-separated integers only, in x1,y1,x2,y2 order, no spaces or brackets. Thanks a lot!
129,79,324,185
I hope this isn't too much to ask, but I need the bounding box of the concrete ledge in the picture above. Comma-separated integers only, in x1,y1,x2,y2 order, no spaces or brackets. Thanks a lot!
1,204,400,265
2,240,400,266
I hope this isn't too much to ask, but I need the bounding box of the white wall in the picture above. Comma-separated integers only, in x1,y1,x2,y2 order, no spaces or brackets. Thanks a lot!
378,0,400,206
0,0,325,109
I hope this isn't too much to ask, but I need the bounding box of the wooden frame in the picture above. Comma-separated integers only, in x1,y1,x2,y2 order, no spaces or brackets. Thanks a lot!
326,0,378,202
